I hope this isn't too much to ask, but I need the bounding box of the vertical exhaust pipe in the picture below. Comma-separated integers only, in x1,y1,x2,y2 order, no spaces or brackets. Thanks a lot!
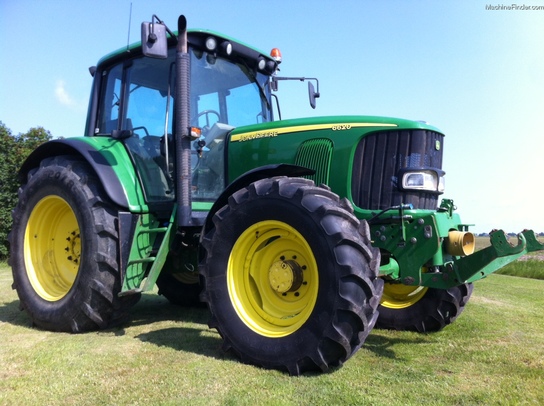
175,15,193,227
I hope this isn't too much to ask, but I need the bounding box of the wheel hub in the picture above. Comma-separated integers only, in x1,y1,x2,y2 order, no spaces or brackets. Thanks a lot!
268,259,303,293
65,230,81,265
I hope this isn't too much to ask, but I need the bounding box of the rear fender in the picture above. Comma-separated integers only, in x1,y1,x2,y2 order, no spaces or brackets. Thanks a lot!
19,138,147,212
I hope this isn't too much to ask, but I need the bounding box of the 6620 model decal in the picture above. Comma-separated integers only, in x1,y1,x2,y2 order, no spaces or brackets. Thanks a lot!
331,124,352,131
230,122,398,142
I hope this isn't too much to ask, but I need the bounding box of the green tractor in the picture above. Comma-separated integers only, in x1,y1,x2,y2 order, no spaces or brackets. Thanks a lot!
9,15,543,375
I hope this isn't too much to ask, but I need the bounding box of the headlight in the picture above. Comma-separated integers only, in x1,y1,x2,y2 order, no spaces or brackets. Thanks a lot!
438,175,445,193
205,36,217,52
399,169,445,194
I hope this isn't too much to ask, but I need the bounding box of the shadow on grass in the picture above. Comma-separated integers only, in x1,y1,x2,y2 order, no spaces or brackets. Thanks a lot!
128,292,210,326
0,299,32,328
127,294,432,364
1,292,228,360
364,332,430,359
1,292,429,364
135,327,228,360
0,292,210,331
117,293,230,360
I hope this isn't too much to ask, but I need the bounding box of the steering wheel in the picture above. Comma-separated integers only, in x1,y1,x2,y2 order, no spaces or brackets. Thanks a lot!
197,110,220,129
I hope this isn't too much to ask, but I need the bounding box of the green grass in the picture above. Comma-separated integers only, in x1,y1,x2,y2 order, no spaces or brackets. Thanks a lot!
1,262,543,405
497,259,544,279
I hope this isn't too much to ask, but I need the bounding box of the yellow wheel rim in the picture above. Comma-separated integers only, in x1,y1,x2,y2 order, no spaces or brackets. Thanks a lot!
380,282,428,309
228,220,319,338
24,196,81,301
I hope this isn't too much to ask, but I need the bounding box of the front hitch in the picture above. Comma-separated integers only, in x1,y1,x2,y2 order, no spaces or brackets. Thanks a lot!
522,229,544,252
446,229,543,284
372,200,543,289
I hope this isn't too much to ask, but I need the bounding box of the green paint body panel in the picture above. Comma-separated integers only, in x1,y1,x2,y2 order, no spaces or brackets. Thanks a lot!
75,136,150,213
224,116,542,289
53,118,541,294
45,33,541,296
227,115,435,188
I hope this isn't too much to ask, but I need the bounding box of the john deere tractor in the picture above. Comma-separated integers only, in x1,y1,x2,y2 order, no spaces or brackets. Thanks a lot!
9,15,543,375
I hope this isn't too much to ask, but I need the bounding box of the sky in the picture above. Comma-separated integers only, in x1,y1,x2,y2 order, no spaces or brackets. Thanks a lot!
1,0,543,233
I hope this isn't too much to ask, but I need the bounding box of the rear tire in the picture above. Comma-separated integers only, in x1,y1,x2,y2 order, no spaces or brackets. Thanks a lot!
9,156,139,332
200,177,383,375
376,281,473,332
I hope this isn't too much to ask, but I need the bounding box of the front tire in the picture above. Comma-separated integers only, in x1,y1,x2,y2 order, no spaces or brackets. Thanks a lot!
200,177,383,375
376,281,473,332
9,156,139,332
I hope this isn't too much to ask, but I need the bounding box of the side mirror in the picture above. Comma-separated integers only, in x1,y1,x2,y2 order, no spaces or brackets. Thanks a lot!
308,81,320,109
272,76,321,109
141,21,168,58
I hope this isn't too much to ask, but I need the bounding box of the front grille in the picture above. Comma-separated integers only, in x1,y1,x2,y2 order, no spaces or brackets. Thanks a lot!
351,129,444,210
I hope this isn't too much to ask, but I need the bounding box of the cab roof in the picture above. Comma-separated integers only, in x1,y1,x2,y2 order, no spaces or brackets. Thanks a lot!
96,28,275,69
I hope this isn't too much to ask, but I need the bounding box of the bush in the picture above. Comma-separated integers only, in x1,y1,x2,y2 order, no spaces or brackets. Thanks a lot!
0,122,52,260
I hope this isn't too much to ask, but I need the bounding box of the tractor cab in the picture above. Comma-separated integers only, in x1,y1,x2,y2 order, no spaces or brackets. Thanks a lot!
89,29,276,204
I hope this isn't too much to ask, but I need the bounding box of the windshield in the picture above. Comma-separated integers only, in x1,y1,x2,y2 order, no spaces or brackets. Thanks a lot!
191,49,272,128
95,46,272,204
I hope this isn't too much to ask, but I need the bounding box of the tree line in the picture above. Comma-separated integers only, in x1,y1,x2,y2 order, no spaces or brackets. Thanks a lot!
0,121,52,261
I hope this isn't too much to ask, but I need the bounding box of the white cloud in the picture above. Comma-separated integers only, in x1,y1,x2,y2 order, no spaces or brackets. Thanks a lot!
55,80,84,111
55,80,75,106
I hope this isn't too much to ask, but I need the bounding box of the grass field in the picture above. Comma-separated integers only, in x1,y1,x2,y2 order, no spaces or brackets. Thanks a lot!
1,260,543,406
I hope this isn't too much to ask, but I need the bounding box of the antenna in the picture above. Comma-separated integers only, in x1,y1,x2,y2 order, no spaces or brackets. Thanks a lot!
126,2,133,51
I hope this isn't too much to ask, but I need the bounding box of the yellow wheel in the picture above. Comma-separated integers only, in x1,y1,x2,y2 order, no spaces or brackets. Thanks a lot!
201,177,383,375
228,220,318,337
380,283,428,310
24,196,81,301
